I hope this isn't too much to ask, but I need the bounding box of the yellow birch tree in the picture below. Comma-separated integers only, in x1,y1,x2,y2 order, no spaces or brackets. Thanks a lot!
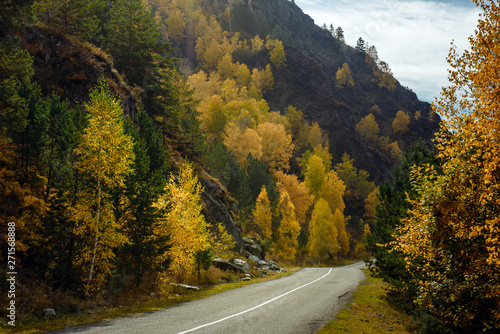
153,163,210,276
253,185,273,239
74,80,134,294
307,199,339,261
276,189,300,261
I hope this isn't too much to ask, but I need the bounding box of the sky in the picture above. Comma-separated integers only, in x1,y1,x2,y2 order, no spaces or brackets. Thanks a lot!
294,0,482,102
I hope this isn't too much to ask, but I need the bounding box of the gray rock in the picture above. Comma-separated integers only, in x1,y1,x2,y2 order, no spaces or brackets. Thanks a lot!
43,308,56,317
230,258,251,274
200,178,244,253
249,254,261,263
170,283,200,291
212,257,237,272
257,260,268,267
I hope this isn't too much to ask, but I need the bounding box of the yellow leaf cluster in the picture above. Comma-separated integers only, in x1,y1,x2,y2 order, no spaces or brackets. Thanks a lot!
153,163,210,275
253,186,273,239
396,1,500,329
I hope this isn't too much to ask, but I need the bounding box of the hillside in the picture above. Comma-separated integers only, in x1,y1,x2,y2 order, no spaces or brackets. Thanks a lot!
174,0,440,182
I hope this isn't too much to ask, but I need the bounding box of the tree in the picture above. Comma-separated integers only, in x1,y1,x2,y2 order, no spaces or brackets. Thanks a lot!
304,154,327,199
266,38,286,69
334,153,376,220
335,63,355,89
355,37,366,53
332,208,349,257
251,35,264,52
253,185,273,239
306,122,323,149
394,2,500,331
367,45,379,64
204,95,227,139
224,122,262,166
365,141,435,311
73,80,134,294
257,122,293,172
106,0,166,86
275,171,314,228
276,189,300,261
153,163,210,276
363,187,379,228
320,170,346,215
335,27,345,42
355,113,379,143
34,0,104,42
377,61,397,92
392,110,410,134
247,156,278,206
120,111,170,286
164,6,186,44
307,199,339,261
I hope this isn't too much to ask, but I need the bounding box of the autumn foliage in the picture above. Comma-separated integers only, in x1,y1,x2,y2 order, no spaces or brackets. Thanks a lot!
370,1,500,332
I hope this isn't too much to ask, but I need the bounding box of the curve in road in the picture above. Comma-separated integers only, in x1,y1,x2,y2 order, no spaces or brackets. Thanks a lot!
51,261,366,334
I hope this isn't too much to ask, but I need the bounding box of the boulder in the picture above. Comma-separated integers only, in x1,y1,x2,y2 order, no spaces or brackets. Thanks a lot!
248,254,261,263
242,237,266,259
43,308,56,317
212,257,237,272
230,258,251,274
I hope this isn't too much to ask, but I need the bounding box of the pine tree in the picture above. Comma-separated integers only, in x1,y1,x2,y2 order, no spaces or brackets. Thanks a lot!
106,0,165,86
335,27,345,42
355,37,366,53
365,141,435,306
120,111,170,286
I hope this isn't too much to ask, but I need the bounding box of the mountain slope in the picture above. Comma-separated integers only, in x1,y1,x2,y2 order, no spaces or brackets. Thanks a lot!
228,0,440,182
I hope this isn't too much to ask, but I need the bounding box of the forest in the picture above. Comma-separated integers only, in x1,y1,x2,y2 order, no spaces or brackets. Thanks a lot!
1,0,499,333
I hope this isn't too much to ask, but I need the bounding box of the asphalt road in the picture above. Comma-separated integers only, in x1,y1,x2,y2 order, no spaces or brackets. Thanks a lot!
52,262,367,334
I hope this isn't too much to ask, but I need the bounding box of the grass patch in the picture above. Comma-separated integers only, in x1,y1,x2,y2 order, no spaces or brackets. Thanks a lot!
317,269,416,334
5,269,297,334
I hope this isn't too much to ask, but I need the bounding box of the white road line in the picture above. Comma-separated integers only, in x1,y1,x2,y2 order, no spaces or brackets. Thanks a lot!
177,268,333,334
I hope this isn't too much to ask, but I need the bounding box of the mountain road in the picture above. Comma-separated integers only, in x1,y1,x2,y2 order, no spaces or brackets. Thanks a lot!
51,262,367,334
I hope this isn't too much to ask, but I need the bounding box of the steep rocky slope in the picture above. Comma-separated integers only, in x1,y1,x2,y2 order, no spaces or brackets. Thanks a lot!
231,0,440,182
19,25,246,251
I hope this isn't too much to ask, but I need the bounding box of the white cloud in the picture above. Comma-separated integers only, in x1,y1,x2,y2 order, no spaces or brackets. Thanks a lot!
294,0,481,102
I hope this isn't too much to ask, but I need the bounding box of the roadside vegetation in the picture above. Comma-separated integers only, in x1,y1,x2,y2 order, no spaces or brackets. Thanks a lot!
318,269,415,334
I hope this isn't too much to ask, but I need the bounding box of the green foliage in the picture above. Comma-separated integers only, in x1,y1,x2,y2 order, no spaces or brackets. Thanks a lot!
247,156,278,206
34,0,104,41
334,153,376,220
105,0,168,86
194,246,213,283
365,140,436,307
119,110,170,286
0,39,33,141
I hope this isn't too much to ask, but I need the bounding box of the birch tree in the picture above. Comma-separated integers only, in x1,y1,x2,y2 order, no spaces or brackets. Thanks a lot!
74,80,134,294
